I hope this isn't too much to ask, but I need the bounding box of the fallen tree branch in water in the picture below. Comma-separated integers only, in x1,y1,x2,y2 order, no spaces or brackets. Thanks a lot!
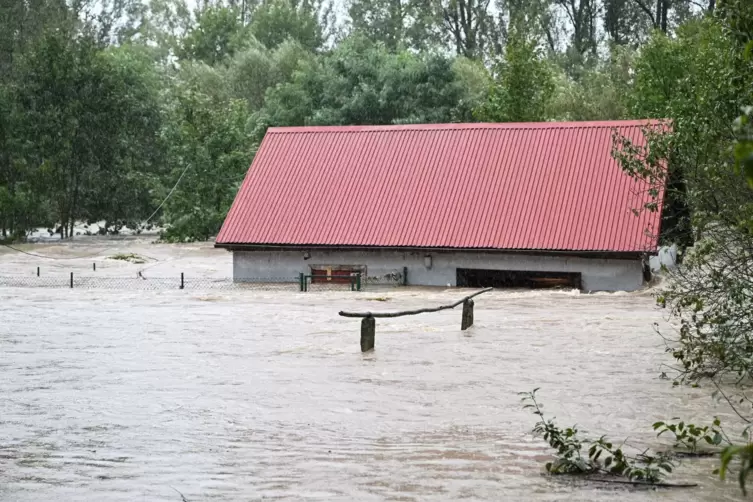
338,287,492,318
171,486,189,501
586,478,698,488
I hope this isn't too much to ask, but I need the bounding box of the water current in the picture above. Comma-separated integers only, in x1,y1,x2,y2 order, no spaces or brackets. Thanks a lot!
0,239,748,501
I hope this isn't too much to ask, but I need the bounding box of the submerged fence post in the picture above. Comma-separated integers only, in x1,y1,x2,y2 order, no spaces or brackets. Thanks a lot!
37,266,40,277
70,272,73,289
403,266,408,286
180,272,184,290
340,287,491,351
299,272,304,292
361,316,375,352
93,262,96,271
461,299,474,330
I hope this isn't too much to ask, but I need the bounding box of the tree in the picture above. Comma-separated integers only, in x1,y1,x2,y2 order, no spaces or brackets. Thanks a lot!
0,0,72,238
226,39,314,110
77,44,166,232
626,0,705,34
259,35,479,128
612,15,753,492
15,27,167,238
249,0,332,51
435,0,501,59
178,5,249,64
133,0,192,61
604,0,653,46
555,0,600,59
159,74,257,242
473,29,555,122
548,47,633,121
347,0,436,51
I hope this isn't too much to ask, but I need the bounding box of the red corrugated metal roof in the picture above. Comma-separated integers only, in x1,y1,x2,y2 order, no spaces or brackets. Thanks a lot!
216,120,666,253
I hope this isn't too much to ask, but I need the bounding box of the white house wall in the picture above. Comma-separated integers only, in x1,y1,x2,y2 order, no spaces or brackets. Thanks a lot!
231,249,644,292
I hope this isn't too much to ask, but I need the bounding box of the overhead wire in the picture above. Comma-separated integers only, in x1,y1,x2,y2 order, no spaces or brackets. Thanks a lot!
142,163,192,226
140,146,258,227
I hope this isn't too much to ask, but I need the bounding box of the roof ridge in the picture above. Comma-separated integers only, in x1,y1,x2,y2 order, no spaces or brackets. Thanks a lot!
268,119,667,134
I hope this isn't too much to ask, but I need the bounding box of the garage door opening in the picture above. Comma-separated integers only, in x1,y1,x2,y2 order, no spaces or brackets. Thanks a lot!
456,268,582,290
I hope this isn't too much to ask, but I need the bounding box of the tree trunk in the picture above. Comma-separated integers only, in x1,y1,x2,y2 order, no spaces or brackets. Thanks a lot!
7,172,14,238
69,173,79,239
660,0,668,33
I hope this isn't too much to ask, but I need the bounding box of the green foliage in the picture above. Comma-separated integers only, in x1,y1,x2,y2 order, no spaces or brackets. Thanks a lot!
178,5,249,65
249,0,327,51
615,19,753,250
108,253,147,264
732,107,753,188
473,31,555,123
720,443,753,495
225,39,313,111
548,48,633,121
611,9,753,495
521,389,675,483
12,27,166,238
653,417,728,453
159,77,256,242
260,35,478,127
347,0,436,51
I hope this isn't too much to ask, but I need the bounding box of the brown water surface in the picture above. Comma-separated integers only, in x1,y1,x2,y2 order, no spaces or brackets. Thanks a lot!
0,239,746,501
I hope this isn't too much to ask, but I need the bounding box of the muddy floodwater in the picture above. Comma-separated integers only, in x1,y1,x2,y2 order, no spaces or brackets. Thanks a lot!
0,238,748,501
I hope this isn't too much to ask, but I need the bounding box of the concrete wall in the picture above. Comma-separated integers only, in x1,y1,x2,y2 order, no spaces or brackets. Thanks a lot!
232,249,645,292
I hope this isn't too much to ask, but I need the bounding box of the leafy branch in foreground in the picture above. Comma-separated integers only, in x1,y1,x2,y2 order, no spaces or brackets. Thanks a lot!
721,443,753,495
521,389,675,484
653,417,731,455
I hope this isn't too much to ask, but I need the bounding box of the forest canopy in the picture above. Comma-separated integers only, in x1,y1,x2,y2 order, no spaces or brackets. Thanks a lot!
0,0,745,243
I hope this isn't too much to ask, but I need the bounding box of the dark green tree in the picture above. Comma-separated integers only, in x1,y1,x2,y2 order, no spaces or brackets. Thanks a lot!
249,0,331,51
178,5,249,64
259,35,480,128
473,29,555,122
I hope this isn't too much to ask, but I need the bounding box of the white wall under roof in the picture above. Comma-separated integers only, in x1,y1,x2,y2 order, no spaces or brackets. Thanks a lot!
232,249,645,292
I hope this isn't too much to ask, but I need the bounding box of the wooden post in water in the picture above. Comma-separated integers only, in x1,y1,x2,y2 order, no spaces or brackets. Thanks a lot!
340,287,492,351
461,299,474,330
70,272,73,289
361,316,375,352
36,266,40,277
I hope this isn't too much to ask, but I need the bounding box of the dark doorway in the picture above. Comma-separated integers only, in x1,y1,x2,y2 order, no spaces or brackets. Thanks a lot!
456,268,582,290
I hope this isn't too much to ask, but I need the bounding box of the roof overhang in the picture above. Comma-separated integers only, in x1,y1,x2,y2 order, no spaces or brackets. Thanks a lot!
214,242,654,260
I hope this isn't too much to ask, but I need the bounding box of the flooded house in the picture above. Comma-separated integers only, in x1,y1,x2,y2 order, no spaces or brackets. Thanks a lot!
215,121,666,292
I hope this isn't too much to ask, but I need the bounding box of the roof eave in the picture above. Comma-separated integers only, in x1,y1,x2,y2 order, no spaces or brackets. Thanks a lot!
214,242,656,259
